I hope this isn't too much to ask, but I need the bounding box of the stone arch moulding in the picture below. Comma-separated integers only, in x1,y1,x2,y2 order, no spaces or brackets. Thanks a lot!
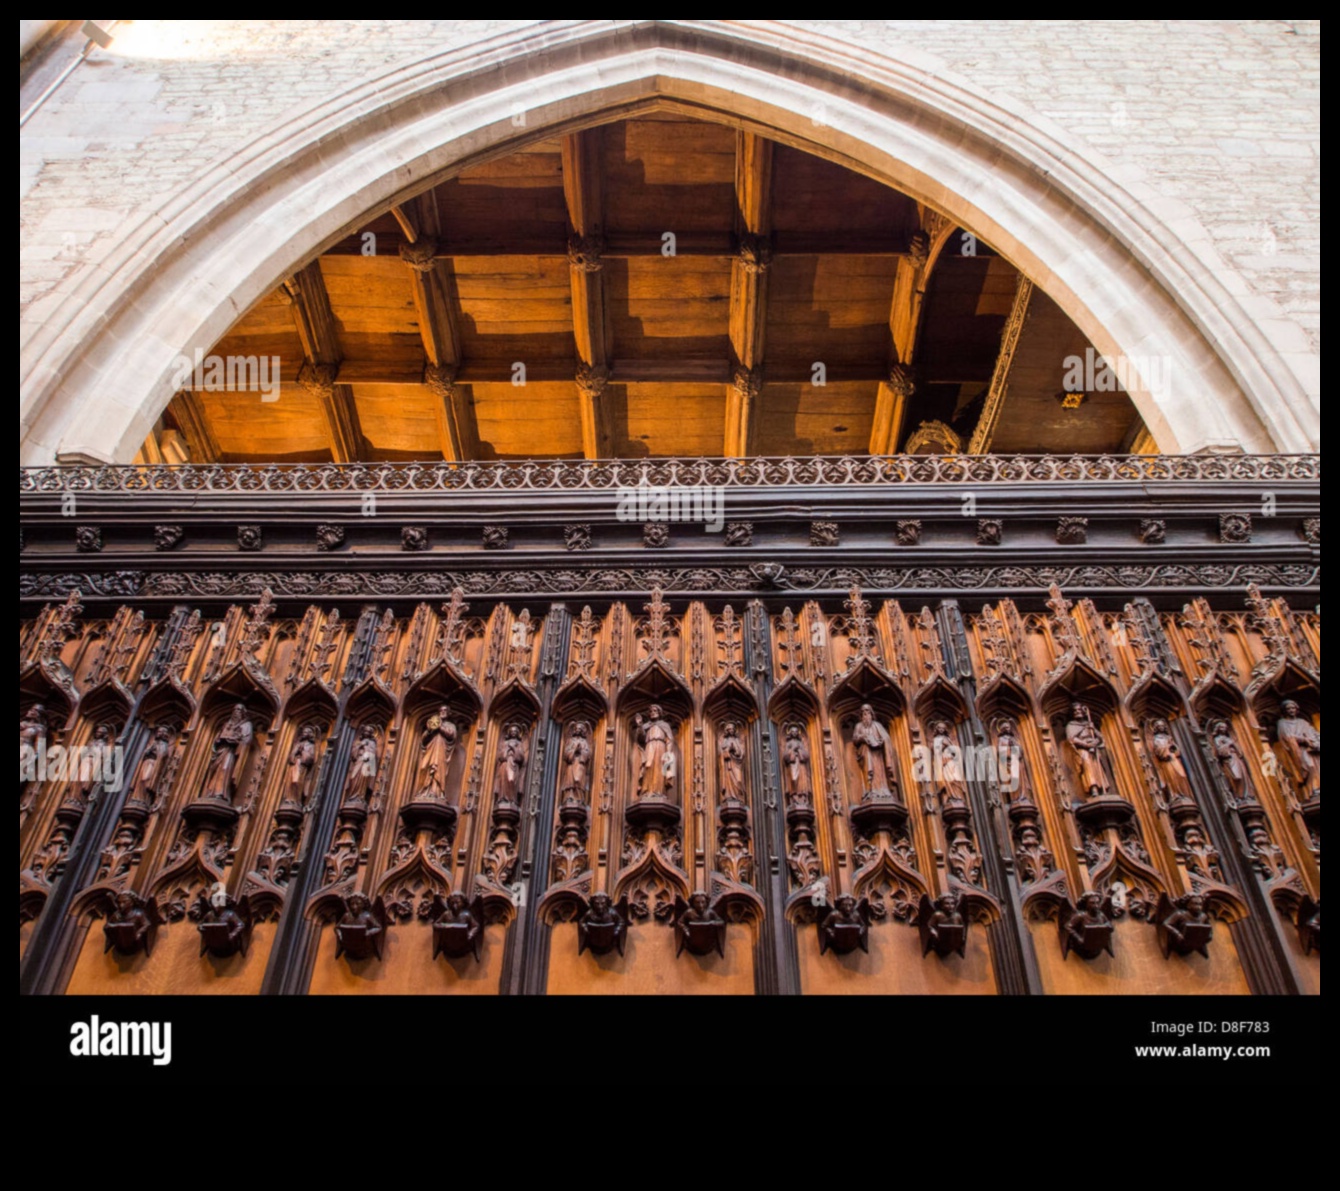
19,19,1318,464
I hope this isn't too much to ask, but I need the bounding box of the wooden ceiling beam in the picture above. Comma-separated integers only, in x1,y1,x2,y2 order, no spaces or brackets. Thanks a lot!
177,358,904,391
562,129,613,460
324,230,915,259
725,131,773,458
966,274,1033,454
869,211,956,455
394,196,480,463
167,391,221,464
283,262,365,464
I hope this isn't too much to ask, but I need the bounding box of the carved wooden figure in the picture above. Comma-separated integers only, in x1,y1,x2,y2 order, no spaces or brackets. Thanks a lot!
431,890,485,962
560,720,593,804
1064,702,1111,800
781,722,813,806
284,725,318,808
852,704,897,799
196,885,253,958
718,720,747,802
334,892,387,962
818,893,871,955
1275,700,1320,802
493,722,528,806
200,703,255,804
128,724,175,809
1147,718,1195,806
917,891,968,959
415,707,458,801
929,719,970,809
1155,892,1213,959
634,705,676,800
577,891,629,956
1209,720,1250,804
102,890,163,957
342,724,380,809
1297,896,1320,955
673,891,726,958
1059,891,1115,961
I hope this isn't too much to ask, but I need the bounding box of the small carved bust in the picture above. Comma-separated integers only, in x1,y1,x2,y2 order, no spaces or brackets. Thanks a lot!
334,892,385,962
1157,892,1213,959
674,890,726,958
577,891,628,957
918,890,967,959
432,890,484,962
1060,890,1115,961
103,890,160,957
819,893,870,956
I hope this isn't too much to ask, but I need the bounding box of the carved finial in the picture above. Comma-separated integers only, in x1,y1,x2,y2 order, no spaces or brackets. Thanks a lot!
887,363,916,398
731,365,764,400
423,363,457,399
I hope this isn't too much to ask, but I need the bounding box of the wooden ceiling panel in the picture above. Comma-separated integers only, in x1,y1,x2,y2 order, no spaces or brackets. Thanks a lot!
770,144,919,243
351,384,442,459
165,115,1142,464
606,256,732,359
431,142,569,251
618,383,727,458
200,390,332,462
602,117,737,234
765,255,897,366
988,291,1139,454
754,382,877,457
453,255,574,363
319,255,418,338
472,381,585,459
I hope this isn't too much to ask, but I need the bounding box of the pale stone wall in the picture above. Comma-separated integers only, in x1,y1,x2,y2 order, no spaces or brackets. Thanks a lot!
19,20,1320,458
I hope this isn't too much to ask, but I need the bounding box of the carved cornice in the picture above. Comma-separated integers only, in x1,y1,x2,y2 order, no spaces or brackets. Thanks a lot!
20,563,1319,604
21,454,1319,494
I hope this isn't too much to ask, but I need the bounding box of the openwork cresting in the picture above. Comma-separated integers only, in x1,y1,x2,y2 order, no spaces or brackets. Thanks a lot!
19,453,1321,495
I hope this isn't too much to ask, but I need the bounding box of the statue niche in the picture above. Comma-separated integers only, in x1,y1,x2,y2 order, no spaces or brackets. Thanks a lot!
1274,699,1320,822
184,703,256,831
1146,717,1196,808
400,705,462,837
626,703,681,836
846,703,908,836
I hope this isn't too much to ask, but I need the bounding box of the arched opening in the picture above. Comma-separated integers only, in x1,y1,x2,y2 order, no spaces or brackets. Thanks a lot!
20,20,1316,465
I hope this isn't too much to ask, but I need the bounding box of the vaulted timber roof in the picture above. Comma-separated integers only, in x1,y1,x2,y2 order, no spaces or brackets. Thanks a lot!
155,114,1145,466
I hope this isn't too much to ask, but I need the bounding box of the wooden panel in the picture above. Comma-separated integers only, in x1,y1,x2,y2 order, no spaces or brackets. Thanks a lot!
602,116,737,234
771,143,920,241
453,255,574,361
200,390,332,461
765,255,898,366
472,381,584,459
319,255,419,337
606,256,732,359
619,383,727,457
351,384,443,459
754,381,877,456
989,290,1141,454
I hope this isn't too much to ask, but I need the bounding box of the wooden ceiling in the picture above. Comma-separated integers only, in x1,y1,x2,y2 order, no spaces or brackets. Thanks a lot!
155,114,1146,466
